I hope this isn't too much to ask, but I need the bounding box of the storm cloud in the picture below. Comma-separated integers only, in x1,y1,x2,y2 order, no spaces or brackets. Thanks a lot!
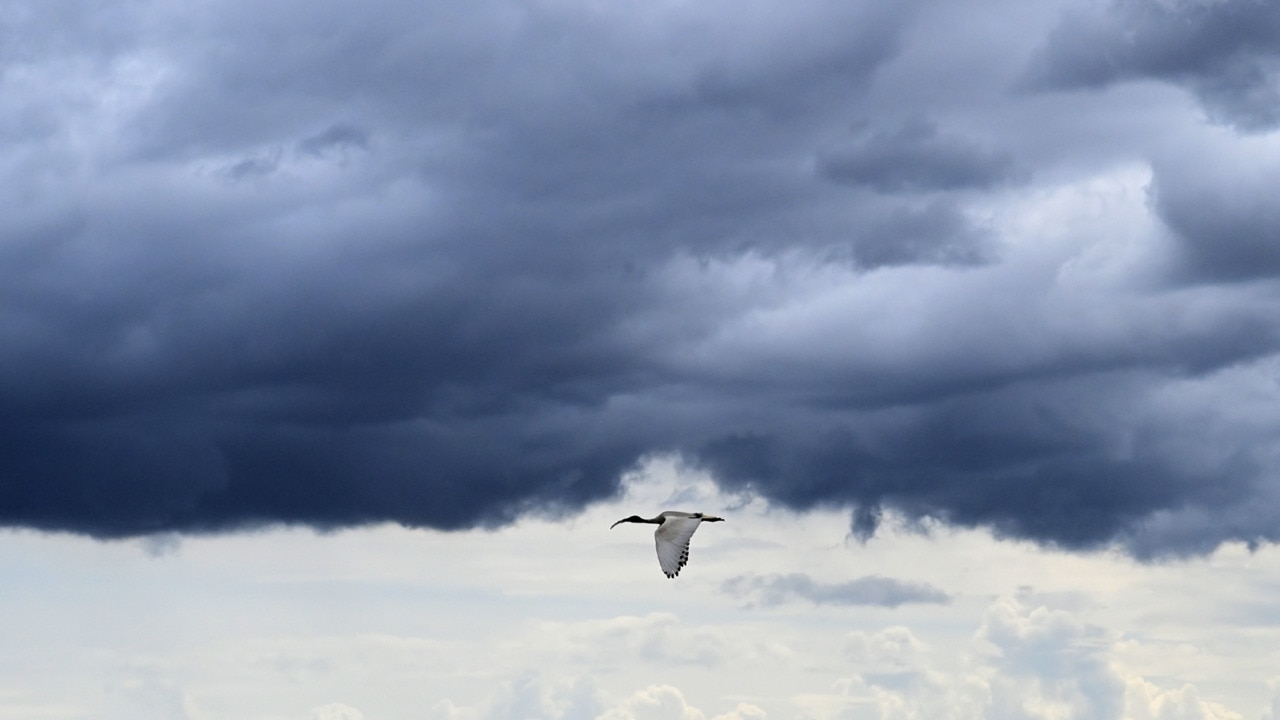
4,0,1280,557
1027,0,1280,130
818,119,1015,194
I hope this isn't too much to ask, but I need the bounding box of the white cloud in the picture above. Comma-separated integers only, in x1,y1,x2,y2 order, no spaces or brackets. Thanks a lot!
590,685,766,720
1124,681,1242,720
523,613,749,670
464,678,766,720
819,593,1259,720
308,705,365,720
480,673,605,720
1263,679,1280,720
845,627,928,671
597,685,707,720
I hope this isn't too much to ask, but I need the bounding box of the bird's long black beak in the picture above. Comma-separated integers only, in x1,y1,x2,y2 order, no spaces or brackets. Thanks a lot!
703,515,725,522
610,518,625,529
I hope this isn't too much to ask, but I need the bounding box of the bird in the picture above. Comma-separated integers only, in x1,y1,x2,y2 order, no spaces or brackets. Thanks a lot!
610,511,724,578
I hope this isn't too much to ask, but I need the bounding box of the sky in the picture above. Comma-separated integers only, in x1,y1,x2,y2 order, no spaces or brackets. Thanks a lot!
4,0,1280,717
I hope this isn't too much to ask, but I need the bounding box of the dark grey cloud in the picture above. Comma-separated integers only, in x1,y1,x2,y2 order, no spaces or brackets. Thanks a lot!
1027,0,1280,131
818,119,1016,193
843,199,992,268
812,119,1009,266
722,573,951,608
3,0,1280,558
297,124,370,159
694,389,1228,555
1149,149,1280,283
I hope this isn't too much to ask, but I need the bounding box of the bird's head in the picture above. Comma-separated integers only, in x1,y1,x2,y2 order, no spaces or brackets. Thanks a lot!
610,515,644,529
701,515,725,522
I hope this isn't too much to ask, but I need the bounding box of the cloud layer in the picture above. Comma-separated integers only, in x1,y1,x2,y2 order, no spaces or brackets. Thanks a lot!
4,0,1280,556
722,573,951,608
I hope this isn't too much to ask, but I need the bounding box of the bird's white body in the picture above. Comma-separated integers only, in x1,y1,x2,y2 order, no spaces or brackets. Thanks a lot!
611,510,724,578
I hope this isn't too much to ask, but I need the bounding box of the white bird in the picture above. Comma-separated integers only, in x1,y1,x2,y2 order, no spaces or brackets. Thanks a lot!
610,511,724,578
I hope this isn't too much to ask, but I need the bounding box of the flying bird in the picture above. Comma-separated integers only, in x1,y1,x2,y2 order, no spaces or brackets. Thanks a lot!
610,511,724,578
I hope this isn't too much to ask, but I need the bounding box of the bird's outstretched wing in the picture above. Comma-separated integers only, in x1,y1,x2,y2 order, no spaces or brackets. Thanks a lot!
654,515,703,578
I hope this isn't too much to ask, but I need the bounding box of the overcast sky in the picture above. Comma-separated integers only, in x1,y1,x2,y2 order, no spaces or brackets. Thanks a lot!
5,0,1280,717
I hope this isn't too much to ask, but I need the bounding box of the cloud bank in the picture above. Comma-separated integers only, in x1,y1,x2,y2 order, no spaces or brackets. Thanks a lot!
4,0,1280,557
722,573,951,608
